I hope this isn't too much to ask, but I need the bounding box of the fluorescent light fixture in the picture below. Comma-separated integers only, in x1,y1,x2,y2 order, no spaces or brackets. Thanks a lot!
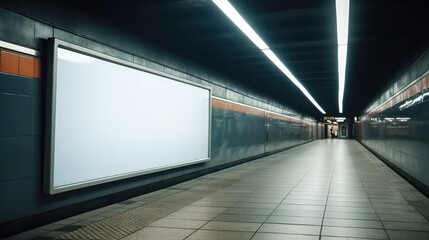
262,49,300,86
336,0,350,114
212,0,268,49
212,0,326,114
262,49,326,114
338,45,347,113
336,0,350,45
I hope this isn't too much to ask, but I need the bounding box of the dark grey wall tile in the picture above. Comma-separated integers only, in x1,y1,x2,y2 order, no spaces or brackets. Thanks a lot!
53,28,76,44
0,8,35,48
0,94,41,137
34,21,53,48
0,177,41,223
0,136,41,181
0,73,40,96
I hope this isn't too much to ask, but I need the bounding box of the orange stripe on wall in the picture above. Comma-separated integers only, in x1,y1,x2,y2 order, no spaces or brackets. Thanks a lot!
0,50,19,75
212,98,265,117
19,55,35,77
34,59,41,78
0,49,40,79
212,98,310,125
266,112,309,125
369,74,429,117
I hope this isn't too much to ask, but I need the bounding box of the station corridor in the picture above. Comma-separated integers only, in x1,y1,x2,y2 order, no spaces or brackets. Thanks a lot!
6,140,429,240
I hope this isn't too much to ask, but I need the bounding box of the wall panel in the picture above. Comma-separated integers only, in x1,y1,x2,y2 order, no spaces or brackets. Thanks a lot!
357,50,429,195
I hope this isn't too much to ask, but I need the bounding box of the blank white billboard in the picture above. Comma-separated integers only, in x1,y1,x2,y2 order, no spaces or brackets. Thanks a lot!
45,39,211,194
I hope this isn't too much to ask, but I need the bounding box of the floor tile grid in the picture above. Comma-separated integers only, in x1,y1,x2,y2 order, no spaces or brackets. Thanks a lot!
163,144,314,238
72,141,429,239
121,158,278,240
348,142,428,239
249,145,340,239
23,171,255,240
349,143,390,240
5,140,429,240
248,150,330,240
318,150,338,240
252,143,337,239
355,142,429,239
108,159,295,240
182,211,260,239
317,141,392,240
161,144,322,239
142,206,227,240
354,143,390,239
182,150,305,238
57,185,233,239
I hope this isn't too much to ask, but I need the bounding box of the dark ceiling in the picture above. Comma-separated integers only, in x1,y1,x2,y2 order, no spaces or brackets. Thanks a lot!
3,0,429,118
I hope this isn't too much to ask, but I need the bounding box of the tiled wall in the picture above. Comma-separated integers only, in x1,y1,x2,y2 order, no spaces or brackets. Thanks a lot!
0,50,40,78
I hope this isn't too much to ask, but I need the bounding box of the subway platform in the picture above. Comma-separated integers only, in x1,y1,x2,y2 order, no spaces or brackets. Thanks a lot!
6,140,429,240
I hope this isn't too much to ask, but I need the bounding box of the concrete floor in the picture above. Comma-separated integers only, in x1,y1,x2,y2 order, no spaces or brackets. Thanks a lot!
6,140,429,240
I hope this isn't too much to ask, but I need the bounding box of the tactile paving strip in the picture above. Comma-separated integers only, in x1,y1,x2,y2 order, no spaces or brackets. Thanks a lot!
56,200,199,239
56,177,248,239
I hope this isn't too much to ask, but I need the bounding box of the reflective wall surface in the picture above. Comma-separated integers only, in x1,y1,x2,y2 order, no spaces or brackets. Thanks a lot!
358,100,429,187
211,98,320,165
266,118,313,152
357,53,429,192
212,109,266,164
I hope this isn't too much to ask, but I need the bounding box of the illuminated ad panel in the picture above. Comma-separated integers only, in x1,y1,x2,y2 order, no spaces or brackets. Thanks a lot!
45,38,211,194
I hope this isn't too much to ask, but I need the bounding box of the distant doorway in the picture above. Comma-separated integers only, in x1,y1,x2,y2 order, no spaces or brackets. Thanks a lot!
326,124,339,138
339,124,348,138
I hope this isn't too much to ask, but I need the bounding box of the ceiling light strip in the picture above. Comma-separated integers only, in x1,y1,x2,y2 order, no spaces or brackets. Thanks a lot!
212,0,326,114
212,0,268,50
262,50,326,114
336,0,350,114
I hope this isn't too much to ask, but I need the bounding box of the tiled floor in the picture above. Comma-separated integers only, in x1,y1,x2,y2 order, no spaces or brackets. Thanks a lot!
6,140,429,240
